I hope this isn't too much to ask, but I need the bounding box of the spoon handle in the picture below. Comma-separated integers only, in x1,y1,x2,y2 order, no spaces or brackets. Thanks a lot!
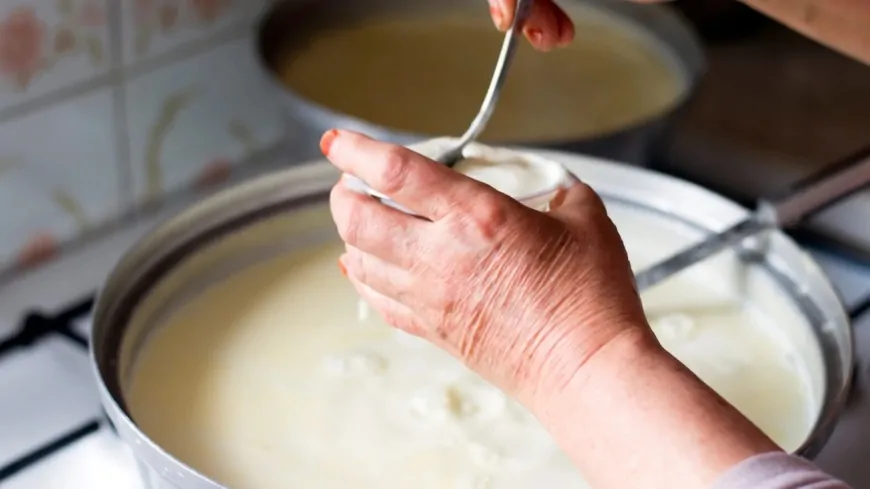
437,0,534,164
633,144,870,292
761,145,870,227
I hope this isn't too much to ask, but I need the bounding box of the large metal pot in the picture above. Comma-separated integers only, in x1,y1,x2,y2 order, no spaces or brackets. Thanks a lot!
91,151,852,489
256,0,705,165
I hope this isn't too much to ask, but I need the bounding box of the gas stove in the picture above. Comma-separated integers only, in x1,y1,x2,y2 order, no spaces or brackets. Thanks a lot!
0,298,137,489
0,244,869,489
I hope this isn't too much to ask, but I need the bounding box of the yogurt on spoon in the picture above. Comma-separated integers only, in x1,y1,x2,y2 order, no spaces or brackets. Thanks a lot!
348,138,573,214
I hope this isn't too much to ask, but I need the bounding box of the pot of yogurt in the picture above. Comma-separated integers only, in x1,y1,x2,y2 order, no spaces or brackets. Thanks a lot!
90,149,853,489
257,0,705,166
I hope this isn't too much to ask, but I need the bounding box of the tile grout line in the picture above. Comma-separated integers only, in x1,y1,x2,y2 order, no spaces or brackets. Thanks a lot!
0,142,289,286
108,0,132,213
122,22,253,81
0,74,115,126
0,21,251,127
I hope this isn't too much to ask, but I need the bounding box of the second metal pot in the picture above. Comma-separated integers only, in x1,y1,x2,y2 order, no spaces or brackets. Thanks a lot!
256,0,705,166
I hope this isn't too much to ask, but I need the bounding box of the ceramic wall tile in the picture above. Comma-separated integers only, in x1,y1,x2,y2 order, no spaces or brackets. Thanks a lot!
125,35,284,204
121,0,269,65
0,0,110,111
0,87,120,270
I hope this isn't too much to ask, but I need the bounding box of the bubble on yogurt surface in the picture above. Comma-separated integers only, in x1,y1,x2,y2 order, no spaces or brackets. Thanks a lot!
652,313,696,340
408,384,480,424
456,474,493,489
467,442,503,469
323,350,388,376
452,378,509,422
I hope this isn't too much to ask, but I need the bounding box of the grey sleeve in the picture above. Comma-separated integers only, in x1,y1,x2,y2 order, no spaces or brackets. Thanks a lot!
712,452,852,489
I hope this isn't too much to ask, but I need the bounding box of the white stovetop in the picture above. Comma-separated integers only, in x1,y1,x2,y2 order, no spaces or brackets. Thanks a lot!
3,431,143,489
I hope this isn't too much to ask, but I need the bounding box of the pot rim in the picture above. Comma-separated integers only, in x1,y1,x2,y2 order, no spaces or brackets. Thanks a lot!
91,152,854,488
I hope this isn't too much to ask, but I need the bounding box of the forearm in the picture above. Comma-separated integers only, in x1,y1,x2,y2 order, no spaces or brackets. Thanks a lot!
740,0,870,65
533,327,780,489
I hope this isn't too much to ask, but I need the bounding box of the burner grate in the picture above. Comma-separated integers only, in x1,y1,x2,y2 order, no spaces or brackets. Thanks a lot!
0,297,96,482
849,295,870,319
0,419,101,481
0,298,92,356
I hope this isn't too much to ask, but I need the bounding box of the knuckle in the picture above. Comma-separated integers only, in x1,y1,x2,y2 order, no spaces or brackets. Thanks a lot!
343,213,363,245
440,288,463,319
378,146,413,194
471,193,510,239
353,255,370,282
333,201,364,246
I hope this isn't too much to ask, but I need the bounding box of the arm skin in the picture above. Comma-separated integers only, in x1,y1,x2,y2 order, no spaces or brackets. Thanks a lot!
532,327,782,489
739,0,870,65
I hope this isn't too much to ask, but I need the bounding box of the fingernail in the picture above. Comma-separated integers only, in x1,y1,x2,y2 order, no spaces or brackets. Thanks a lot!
524,27,548,50
489,3,507,31
337,257,347,277
320,129,340,156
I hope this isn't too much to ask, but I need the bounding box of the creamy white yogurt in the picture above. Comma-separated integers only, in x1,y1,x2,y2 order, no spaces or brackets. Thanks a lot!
127,201,820,489
277,12,685,142
359,139,569,213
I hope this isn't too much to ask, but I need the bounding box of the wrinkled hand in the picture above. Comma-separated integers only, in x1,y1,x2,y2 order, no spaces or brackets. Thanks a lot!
322,129,651,406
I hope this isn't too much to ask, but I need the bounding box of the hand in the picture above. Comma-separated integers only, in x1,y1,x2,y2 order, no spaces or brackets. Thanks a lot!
489,0,575,51
493,0,671,51
322,129,653,407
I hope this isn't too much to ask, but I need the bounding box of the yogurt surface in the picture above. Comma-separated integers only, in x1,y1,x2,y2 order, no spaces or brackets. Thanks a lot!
127,201,819,489
277,12,684,142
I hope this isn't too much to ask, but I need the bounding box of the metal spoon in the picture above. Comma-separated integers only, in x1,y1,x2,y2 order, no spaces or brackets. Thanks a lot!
346,0,534,210
633,146,870,292
432,0,535,166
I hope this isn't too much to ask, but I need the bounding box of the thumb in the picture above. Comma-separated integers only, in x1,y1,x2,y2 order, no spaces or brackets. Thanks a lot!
549,181,605,212
548,181,608,226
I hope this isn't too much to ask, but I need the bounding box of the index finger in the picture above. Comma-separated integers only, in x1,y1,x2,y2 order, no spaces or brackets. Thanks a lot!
491,0,574,50
320,129,485,221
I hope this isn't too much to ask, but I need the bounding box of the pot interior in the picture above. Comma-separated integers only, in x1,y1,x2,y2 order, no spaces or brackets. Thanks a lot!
258,0,703,143
92,156,851,488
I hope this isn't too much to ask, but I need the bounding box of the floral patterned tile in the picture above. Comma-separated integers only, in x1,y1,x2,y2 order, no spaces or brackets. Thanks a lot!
125,35,284,204
0,87,120,270
0,0,109,110
121,0,270,65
